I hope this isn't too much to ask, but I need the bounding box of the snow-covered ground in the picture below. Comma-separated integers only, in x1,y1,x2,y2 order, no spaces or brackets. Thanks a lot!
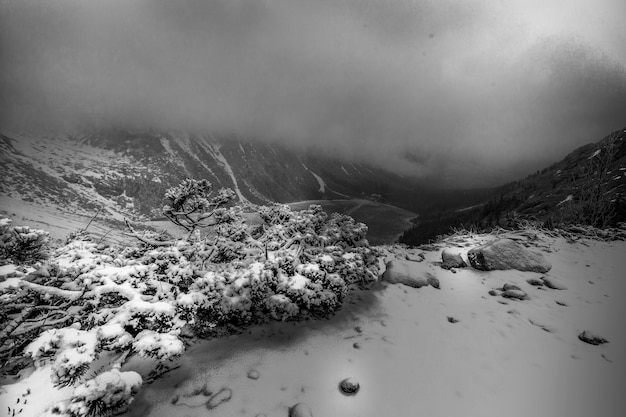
0,196,133,246
128,233,622,416
1,231,624,417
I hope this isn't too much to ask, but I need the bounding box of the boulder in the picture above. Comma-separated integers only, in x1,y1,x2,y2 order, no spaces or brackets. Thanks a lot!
381,260,429,288
441,248,467,270
467,239,551,273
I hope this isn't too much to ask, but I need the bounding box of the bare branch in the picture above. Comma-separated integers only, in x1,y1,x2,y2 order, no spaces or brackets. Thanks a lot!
124,219,174,246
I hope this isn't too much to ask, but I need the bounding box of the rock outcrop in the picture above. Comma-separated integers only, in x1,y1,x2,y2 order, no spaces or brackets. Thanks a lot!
467,239,551,273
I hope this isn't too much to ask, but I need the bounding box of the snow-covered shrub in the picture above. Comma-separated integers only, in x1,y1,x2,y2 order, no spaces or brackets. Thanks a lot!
0,218,50,265
96,323,134,352
3,181,381,414
184,203,379,335
133,330,184,360
162,178,236,235
44,367,142,417
25,328,98,387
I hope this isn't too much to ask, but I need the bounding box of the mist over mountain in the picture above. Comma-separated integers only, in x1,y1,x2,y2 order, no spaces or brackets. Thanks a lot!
2,0,626,187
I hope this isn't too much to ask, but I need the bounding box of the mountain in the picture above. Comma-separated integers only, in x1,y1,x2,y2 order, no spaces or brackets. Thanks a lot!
399,128,626,245
0,129,489,244
0,130,395,217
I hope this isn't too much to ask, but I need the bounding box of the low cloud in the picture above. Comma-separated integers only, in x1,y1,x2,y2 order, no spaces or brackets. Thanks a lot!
1,0,625,186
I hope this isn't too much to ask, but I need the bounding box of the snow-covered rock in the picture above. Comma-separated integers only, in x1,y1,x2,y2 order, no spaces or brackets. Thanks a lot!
441,248,467,270
541,276,567,290
381,260,429,288
289,402,313,417
467,239,551,273
578,330,608,345
339,377,360,395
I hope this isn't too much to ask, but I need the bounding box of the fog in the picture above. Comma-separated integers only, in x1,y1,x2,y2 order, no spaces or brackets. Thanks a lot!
1,0,625,186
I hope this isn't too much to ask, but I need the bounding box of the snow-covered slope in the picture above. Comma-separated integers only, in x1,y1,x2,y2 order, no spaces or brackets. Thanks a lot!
0,130,428,219
112,231,623,417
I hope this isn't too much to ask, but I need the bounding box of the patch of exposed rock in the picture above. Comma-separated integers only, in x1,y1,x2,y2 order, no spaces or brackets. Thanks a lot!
578,330,608,345
541,276,567,290
467,239,551,273
339,377,360,395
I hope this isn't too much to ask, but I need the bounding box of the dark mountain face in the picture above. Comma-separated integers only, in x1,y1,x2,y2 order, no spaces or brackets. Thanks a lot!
399,128,626,245
491,128,626,225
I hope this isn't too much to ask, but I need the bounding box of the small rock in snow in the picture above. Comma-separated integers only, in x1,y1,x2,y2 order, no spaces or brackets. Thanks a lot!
447,316,459,324
207,388,232,409
354,326,363,333
502,283,521,291
526,278,544,286
542,276,567,290
247,369,260,380
289,402,313,417
501,289,529,300
339,378,360,395
578,331,608,345
488,290,498,296
353,342,362,349
405,253,423,262
555,300,568,306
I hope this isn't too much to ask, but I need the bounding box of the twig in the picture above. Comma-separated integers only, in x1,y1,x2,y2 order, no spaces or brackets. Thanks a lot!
124,219,174,246
96,229,114,245
83,206,104,232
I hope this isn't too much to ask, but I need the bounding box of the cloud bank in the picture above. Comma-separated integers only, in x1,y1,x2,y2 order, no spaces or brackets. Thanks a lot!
1,0,625,186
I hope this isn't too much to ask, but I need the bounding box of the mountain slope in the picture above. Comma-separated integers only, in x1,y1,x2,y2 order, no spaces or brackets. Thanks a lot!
1,130,411,217
399,128,626,245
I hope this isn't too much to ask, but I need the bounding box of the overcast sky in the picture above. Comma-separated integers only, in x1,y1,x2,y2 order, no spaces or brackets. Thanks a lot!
1,0,625,186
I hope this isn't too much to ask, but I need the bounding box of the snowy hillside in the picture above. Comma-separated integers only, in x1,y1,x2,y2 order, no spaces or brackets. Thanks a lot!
0,130,426,218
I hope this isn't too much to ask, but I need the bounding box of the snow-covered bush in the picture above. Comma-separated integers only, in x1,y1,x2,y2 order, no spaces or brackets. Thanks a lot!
0,217,50,265
162,178,236,236
25,328,98,387
2,179,380,415
43,367,142,417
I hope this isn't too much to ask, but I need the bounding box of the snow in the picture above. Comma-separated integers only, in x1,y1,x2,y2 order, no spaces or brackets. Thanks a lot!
133,331,184,360
588,149,601,159
557,194,573,205
203,139,250,204
298,159,327,193
310,171,327,193
121,234,625,417
287,273,310,290
2,232,625,417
